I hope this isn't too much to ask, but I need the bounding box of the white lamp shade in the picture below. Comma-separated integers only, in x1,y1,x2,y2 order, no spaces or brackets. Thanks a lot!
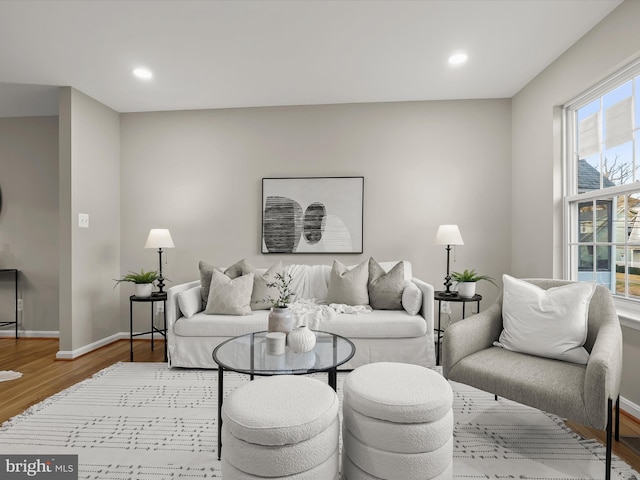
145,229,175,249
434,225,464,246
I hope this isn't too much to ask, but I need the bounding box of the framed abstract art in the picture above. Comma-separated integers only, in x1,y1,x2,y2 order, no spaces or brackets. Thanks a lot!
261,176,364,254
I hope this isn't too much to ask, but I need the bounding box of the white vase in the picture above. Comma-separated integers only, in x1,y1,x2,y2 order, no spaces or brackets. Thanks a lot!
458,282,476,298
135,283,153,298
268,307,295,334
287,325,316,353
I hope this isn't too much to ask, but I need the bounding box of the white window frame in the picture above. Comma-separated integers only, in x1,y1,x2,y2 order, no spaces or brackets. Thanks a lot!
563,58,640,321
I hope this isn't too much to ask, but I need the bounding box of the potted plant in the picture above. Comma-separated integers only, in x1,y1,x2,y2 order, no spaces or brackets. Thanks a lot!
114,269,159,298
451,269,497,298
265,272,296,333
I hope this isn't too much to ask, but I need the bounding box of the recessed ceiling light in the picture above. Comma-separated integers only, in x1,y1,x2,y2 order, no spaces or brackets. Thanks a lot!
133,67,153,80
448,53,468,66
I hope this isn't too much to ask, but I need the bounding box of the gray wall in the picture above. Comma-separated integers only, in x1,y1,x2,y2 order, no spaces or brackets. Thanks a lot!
0,116,59,334
511,0,640,278
511,0,640,407
58,87,121,353
120,99,512,330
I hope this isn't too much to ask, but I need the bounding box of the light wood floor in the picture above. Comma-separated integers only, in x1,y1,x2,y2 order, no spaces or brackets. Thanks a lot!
1,338,640,473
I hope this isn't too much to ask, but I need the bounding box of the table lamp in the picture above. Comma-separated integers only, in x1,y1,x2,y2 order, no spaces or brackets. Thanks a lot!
434,225,464,296
144,228,175,295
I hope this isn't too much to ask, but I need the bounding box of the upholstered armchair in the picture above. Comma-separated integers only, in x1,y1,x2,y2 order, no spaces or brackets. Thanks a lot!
442,279,622,480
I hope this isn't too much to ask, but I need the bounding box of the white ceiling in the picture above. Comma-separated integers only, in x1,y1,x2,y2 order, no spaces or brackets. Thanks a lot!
0,0,623,117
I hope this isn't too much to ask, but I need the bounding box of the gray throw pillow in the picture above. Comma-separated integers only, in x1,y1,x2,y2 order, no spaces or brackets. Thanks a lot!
205,270,254,315
226,258,253,279
368,258,404,310
199,259,253,308
327,259,369,306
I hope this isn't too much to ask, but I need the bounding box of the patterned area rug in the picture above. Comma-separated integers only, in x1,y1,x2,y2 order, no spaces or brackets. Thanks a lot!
0,362,637,480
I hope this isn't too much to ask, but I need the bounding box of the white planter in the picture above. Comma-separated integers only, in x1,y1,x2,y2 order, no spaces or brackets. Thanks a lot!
287,325,316,353
135,283,153,298
268,307,295,334
457,282,476,298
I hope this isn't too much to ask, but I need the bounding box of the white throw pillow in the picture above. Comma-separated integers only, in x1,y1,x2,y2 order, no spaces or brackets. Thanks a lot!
251,262,283,310
327,259,369,306
401,282,422,316
496,275,595,364
205,270,254,315
177,286,202,318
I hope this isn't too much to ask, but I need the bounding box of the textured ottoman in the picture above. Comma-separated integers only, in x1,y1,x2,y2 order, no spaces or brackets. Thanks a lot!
221,375,340,479
341,362,454,480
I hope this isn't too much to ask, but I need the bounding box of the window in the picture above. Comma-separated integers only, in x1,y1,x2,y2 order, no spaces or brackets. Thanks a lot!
564,60,640,305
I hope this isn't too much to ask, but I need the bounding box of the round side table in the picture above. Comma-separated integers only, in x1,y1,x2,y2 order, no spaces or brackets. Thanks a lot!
434,291,481,365
129,293,167,362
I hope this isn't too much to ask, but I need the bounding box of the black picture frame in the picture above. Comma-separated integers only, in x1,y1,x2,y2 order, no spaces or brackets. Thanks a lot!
261,176,364,254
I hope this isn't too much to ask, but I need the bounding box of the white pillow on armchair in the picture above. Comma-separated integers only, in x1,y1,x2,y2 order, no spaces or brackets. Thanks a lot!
494,274,595,364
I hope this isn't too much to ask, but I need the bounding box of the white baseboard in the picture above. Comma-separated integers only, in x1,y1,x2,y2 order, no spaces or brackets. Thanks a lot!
56,333,124,359
55,332,159,359
0,329,161,359
620,395,640,421
0,330,59,338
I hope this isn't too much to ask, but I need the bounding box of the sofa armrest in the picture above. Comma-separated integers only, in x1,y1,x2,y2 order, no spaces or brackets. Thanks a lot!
411,277,434,334
442,303,503,378
166,280,201,330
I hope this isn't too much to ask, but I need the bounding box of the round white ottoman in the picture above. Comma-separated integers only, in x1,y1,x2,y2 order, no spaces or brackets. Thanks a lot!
341,362,454,480
221,375,340,479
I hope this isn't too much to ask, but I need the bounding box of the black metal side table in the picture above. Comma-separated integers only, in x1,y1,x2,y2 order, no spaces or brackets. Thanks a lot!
0,269,19,338
434,291,482,365
129,293,167,362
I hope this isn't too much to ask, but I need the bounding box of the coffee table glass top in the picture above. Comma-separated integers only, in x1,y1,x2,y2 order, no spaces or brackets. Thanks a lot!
212,330,355,375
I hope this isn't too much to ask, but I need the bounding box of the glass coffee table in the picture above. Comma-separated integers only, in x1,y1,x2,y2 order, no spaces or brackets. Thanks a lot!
212,330,355,459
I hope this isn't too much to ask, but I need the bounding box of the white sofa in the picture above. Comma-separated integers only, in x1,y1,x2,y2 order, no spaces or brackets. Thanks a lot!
166,260,435,370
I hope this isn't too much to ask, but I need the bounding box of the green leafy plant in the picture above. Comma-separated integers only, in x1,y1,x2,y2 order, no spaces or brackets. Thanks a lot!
113,268,159,288
265,272,295,308
451,269,497,286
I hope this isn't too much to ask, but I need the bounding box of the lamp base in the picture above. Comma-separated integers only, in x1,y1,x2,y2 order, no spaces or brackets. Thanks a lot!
438,291,458,298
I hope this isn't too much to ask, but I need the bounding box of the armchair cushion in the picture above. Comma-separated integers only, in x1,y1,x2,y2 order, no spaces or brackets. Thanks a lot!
495,275,595,364
449,346,593,427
